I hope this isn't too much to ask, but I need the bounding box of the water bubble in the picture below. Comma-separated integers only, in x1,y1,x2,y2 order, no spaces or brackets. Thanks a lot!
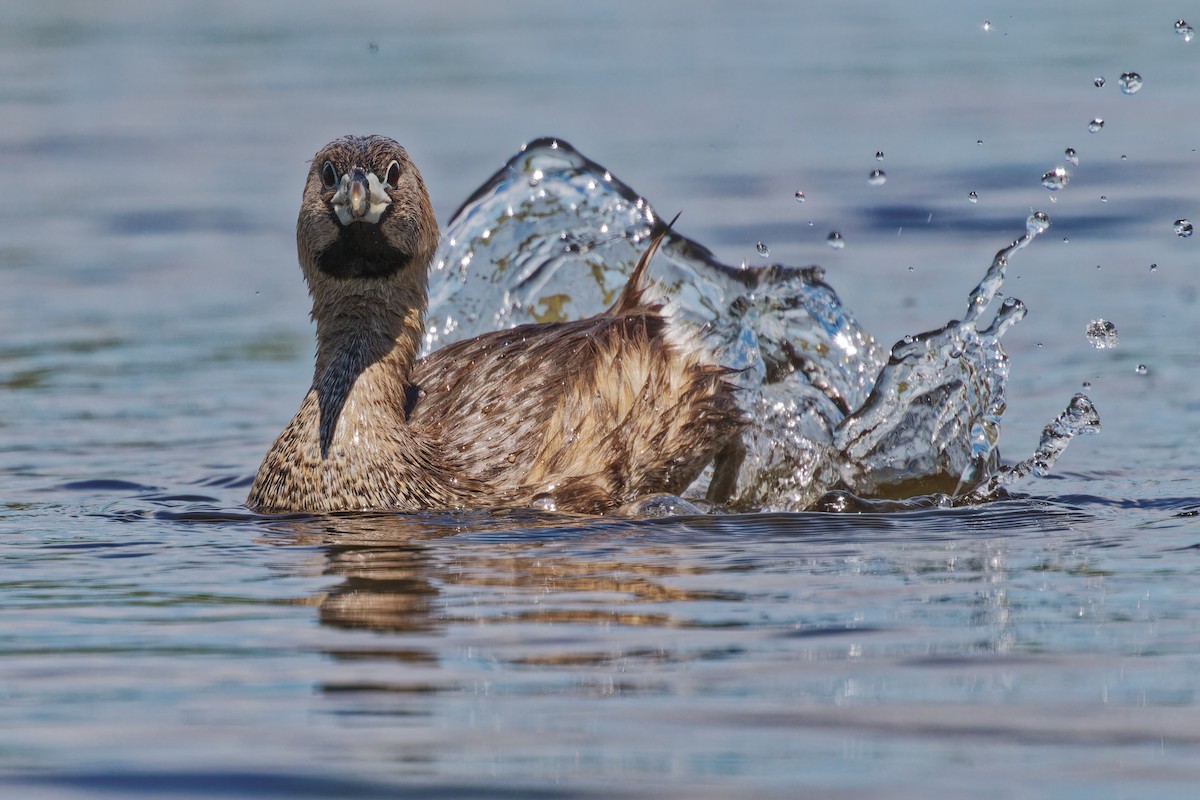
794,190,806,203
1119,72,1143,94
1026,211,1051,235
1088,118,1105,133
826,231,845,250
1041,166,1069,190
867,169,887,186
1094,76,1106,88
968,191,979,204
1174,219,1194,237
1135,364,1149,376
756,241,770,258
1085,318,1119,349
1176,20,1194,42
875,150,885,161
1065,147,1079,166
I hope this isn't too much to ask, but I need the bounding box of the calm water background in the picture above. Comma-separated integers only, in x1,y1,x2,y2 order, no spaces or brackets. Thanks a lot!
2,1,1199,798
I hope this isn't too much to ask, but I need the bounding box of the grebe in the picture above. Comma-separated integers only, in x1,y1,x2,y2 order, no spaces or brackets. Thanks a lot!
248,135,744,514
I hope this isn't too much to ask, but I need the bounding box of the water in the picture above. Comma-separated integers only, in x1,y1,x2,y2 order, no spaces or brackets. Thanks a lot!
3,2,1200,798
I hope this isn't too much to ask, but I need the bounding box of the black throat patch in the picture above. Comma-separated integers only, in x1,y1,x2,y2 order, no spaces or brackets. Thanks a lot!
316,222,412,279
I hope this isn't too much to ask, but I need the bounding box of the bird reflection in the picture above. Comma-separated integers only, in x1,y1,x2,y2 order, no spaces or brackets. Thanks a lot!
259,509,734,641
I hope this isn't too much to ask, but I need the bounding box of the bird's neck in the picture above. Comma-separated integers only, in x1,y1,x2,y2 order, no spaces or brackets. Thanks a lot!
309,275,427,456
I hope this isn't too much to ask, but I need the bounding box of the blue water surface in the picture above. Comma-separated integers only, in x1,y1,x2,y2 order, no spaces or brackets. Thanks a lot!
2,2,1199,798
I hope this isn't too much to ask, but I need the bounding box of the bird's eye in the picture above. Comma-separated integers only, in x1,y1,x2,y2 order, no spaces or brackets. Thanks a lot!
385,159,402,187
321,161,338,190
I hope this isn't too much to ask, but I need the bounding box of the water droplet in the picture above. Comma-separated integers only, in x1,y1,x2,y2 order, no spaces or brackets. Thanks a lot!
1120,154,1128,161
1065,147,1079,166
907,265,915,272
968,191,979,204
1088,118,1105,134
1085,318,1119,349
1082,381,1092,389
1094,76,1106,88
826,231,845,250
1100,195,1108,203
868,169,887,186
1041,166,1069,190
902,334,914,344
794,190,806,203
1119,72,1143,94
875,151,885,161
756,241,770,258
982,20,991,32
1174,219,1194,237
976,139,984,146
1149,262,1158,273
1135,364,1149,376
1062,237,1069,244
1175,20,1194,42
1026,211,1051,235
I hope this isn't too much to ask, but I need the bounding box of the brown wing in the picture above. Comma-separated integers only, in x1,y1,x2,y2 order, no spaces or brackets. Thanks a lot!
407,309,743,513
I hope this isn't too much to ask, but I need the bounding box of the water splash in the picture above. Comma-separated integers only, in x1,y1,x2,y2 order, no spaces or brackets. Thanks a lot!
427,138,1093,511
1086,319,1119,349
1041,166,1069,190
1119,72,1143,95
962,394,1101,503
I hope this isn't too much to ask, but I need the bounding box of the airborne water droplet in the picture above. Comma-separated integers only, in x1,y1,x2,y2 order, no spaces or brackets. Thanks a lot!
1094,76,1106,88
794,190,806,203
1174,219,1194,237
1026,211,1051,235
1176,20,1194,43
1041,166,1069,190
1149,263,1158,273
1065,147,1079,166
982,20,991,32
1135,364,1149,376
1088,118,1105,134
826,231,845,250
868,169,887,186
875,151,885,161
968,191,979,204
756,241,770,258
1119,72,1143,94
1085,318,1119,349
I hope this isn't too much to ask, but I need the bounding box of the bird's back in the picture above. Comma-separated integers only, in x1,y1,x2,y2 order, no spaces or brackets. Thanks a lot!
408,304,743,513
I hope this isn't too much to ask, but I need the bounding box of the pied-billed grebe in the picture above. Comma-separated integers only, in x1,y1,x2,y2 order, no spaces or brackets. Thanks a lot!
248,135,744,514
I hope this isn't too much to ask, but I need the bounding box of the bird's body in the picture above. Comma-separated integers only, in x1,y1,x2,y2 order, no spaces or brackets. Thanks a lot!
248,135,743,514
